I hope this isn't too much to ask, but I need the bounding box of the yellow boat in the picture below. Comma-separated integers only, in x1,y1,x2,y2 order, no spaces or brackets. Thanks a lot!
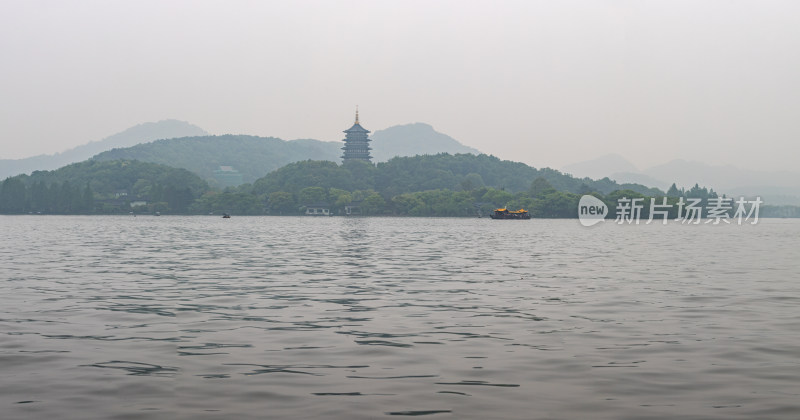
490,208,530,219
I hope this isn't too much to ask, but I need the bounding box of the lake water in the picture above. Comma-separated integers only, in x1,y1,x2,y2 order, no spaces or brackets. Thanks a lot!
1,215,799,419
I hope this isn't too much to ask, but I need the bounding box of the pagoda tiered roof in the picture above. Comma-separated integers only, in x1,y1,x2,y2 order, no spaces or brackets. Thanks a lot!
343,123,370,133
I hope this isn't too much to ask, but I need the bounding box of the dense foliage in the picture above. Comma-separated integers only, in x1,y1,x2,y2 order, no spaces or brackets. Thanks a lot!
252,154,663,197
0,160,209,214
237,154,665,217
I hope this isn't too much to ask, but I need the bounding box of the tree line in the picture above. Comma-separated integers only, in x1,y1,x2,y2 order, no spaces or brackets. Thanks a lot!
1,154,794,217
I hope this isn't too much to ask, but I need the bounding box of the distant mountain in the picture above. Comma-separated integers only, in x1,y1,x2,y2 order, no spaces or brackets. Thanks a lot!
606,171,670,191
562,154,639,180
643,159,800,205
0,120,207,179
564,155,800,205
93,135,342,185
643,159,800,190
370,123,480,161
91,123,482,186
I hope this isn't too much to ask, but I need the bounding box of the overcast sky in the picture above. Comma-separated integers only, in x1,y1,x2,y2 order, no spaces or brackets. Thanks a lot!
1,0,798,171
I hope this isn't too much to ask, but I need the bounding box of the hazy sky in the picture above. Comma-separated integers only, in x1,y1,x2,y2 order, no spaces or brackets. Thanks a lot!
1,0,798,171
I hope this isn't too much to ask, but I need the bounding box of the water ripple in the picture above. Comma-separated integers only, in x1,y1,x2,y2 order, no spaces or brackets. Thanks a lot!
2,216,799,419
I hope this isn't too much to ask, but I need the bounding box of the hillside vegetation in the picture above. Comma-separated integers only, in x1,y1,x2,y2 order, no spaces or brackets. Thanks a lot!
211,153,665,216
0,160,208,214
252,153,663,197
93,135,341,185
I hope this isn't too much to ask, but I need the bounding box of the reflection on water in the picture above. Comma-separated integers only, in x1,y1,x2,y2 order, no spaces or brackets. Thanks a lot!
1,215,800,419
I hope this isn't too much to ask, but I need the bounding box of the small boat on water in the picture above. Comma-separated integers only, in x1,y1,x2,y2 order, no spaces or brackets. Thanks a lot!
222,213,231,218
490,208,530,220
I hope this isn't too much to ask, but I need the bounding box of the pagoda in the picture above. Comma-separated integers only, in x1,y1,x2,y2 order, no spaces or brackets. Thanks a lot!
341,107,372,162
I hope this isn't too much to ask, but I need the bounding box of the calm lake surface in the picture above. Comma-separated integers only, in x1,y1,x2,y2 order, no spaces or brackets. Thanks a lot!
1,215,799,419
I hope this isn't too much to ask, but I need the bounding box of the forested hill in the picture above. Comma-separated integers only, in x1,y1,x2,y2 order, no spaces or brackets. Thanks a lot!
227,153,668,217
95,139,662,198
252,153,664,198
0,160,208,214
90,124,484,186
92,135,342,184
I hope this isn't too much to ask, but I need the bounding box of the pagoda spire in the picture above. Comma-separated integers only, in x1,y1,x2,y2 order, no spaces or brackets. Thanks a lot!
355,106,359,124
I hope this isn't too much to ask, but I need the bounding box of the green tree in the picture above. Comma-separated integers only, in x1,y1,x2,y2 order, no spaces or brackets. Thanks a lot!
459,172,485,191
529,177,556,198
362,192,386,215
56,181,76,213
329,188,352,213
0,177,27,213
132,179,152,198
268,191,296,214
29,181,48,213
391,193,423,215
533,191,580,218
298,186,327,205
481,188,514,208
666,183,682,197
82,183,95,213
577,183,593,195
